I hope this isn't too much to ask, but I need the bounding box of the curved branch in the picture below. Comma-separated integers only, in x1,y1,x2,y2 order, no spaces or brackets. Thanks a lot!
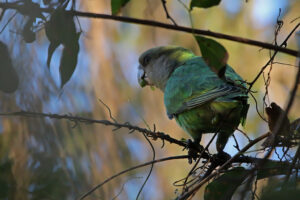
78,155,189,200
0,2,299,57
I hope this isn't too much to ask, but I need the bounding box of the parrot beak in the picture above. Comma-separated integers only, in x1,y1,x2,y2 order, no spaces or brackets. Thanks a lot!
138,65,148,87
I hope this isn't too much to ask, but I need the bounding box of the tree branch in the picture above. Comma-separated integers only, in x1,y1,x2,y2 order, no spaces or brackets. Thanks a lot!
177,132,271,199
0,2,299,57
160,0,177,25
78,155,189,200
0,110,194,150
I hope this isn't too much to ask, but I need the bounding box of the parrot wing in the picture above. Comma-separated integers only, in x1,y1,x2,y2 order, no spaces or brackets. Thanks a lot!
164,57,247,118
175,85,243,114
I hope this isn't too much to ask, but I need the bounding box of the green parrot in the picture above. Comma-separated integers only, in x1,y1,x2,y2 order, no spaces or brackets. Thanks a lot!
137,46,249,155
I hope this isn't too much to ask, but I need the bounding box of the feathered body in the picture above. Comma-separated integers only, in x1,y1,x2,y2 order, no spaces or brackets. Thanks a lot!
138,46,249,152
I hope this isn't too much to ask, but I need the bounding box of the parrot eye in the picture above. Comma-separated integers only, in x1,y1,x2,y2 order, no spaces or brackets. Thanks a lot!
143,55,151,66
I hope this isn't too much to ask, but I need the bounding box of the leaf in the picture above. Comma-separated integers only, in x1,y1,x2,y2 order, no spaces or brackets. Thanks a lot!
190,0,221,9
290,118,300,135
0,158,16,199
45,7,77,68
47,42,60,69
262,102,292,147
59,33,80,88
265,102,290,135
256,160,291,180
0,41,19,93
22,18,36,43
204,167,249,200
17,1,45,20
111,0,130,15
195,36,229,79
261,188,300,200
260,181,300,200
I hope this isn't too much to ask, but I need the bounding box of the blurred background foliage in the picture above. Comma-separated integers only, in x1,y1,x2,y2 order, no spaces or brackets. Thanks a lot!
0,0,299,199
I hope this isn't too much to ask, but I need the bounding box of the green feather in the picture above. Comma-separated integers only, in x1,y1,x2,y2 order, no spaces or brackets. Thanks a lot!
164,56,249,151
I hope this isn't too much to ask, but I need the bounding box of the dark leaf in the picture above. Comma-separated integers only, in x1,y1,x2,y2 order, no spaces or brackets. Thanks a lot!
111,0,130,15
17,1,45,20
290,118,300,135
195,36,228,79
47,42,60,68
256,160,290,180
43,0,52,5
0,41,19,93
204,167,249,200
265,102,290,135
45,8,77,68
190,0,221,9
22,18,36,43
59,33,80,88
262,102,291,147
260,181,300,200
0,158,16,199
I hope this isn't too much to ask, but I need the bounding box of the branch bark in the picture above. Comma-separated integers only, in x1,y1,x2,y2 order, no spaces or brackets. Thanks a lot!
0,2,299,57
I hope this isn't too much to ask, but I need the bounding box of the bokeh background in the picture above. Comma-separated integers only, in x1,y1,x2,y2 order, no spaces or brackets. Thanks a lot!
0,0,299,199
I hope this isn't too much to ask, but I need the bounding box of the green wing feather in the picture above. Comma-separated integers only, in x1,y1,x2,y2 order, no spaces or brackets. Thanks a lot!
164,57,248,119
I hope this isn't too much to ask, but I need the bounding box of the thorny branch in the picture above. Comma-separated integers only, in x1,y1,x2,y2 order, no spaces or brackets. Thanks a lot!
1,110,299,199
0,2,299,57
0,110,198,153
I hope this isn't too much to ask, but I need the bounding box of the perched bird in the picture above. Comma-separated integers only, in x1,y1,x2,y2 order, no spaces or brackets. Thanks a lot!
137,46,249,155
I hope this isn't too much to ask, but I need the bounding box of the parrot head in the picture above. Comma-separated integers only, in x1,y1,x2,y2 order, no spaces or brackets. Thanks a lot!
137,46,195,91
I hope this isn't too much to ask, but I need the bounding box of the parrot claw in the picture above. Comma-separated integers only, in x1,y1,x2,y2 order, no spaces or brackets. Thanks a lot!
186,139,202,164
202,151,231,179
214,151,231,166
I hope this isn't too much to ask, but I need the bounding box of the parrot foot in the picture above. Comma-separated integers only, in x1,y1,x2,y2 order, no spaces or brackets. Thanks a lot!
214,151,231,167
186,139,202,164
202,151,231,179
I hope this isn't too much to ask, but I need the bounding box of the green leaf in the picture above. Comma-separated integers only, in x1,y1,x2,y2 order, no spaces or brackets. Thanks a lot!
0,41,19,93
195,36,228,79
59,33,80,88
45,7,77,68
290,118,300,135
17,1,45,20
260,181,300,200
0,158,16,199
204,167,249,200
111,0,130,15
190,0,221,9
256,160,290,180
22,18,36,43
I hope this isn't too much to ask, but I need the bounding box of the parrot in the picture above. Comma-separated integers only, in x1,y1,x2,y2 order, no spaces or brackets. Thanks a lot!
137,46,249,158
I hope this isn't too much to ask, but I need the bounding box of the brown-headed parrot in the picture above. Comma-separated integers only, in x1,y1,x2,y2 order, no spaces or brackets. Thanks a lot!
137,46,249,154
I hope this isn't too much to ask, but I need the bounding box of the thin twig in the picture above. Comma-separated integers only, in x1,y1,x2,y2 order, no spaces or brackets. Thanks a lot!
111,177,143,200
0,11,17,34
78,155,189,200
136,133,155,200
160,0,177,25
248,22,300,91
98,98,118,123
